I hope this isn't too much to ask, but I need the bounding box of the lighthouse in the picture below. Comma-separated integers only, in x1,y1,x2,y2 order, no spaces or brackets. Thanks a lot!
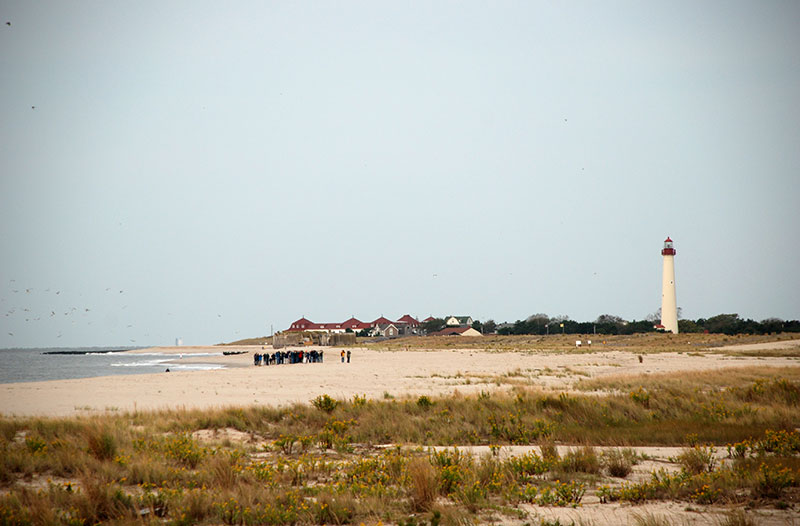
660,237,678,334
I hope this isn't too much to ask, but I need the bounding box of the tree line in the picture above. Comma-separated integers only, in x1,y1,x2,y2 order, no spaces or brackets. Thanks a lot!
464,313,799,336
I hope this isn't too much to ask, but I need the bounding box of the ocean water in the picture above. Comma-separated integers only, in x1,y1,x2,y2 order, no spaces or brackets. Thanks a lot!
0,347,225,384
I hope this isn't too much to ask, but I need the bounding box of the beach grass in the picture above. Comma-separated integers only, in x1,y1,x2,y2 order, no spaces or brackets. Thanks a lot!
1,366,800,525
362,332,800,355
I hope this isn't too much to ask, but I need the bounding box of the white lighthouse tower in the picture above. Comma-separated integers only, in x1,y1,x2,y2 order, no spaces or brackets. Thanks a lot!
660,237,679,334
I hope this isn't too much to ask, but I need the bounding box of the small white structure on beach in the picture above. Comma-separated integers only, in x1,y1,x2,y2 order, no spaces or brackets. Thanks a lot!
175,337,183,346
660,237,679,334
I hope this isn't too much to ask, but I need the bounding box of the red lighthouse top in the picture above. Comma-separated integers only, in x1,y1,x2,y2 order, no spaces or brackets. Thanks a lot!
662,237,676,256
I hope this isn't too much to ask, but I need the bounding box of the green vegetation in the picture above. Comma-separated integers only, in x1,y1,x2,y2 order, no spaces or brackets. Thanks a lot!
1,367,799,524
495,313,800,336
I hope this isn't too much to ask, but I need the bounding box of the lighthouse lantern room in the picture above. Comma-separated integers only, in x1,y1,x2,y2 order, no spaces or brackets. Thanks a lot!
662,237,676,256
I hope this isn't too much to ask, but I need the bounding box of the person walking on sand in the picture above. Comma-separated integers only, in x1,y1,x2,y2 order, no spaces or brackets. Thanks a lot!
346,350,351,363
341,349,345,363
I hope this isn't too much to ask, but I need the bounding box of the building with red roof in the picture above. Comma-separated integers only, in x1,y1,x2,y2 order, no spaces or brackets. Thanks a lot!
285,314,423,337
371,316,394,326
397,314,420,327
341,317,371,331
287,317,320,331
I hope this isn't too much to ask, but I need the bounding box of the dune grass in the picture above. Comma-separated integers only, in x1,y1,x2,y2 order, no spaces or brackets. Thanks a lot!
363,333,800,354
1,366,799,525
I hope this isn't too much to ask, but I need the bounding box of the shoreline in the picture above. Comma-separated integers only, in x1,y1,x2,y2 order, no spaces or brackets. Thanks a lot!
2,343,799,418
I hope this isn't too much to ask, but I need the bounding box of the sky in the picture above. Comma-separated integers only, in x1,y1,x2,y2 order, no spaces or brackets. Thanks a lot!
1,1,799,348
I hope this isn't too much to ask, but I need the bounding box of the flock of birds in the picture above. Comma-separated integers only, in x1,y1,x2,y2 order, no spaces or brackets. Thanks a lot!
1,280,140,341
2,279,240,344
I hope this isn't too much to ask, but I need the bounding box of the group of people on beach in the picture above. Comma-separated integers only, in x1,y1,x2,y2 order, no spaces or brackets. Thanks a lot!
254,349,323,366
252,348,353,366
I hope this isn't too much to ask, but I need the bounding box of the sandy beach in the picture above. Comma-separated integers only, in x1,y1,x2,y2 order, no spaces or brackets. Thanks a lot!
2,342,799,417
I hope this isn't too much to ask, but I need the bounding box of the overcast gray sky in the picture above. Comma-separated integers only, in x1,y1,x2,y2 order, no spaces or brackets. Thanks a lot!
2,1,799,348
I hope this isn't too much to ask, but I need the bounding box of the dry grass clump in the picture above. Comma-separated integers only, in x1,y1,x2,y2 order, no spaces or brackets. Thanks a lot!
407,457,438,511
602,447,637,478
677,445,717,475
715,509,760,526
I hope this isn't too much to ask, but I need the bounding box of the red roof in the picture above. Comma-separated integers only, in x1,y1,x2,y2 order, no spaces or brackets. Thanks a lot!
341,317,371,330
397,314,420,326
422,316,435,322
287,317,320,331
665,237,672,242
288,313,419,332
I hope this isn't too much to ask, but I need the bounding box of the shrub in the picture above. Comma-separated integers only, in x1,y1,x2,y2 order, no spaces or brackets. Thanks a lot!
506,451,551,484
535,480,585,507
273,434,296,455
756,429,800,456
540,442,560,463
559,446,600,474
163,433,206,468
603,448,634,478
417,396,434,409
754,462,794,499
677,446,716,475
25,436,48,455
629,387,651,408
311,394,339,414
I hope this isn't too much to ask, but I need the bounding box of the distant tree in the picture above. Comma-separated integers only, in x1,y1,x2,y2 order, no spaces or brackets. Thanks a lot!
677,319,701,333
527,313,551,324
760,318,785,334
485,312,798,336
471,320,483,333
620,320,657,334
646,309,661,323
705,313,742,334
422,318,445,335
483,319,497,334
594,314,626,325
357,328,372,337
646,307,682,322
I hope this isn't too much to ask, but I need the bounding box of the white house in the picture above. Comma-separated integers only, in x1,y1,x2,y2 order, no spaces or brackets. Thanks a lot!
445,316,474,327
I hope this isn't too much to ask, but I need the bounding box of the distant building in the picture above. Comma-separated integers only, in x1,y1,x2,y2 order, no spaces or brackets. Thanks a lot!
285,314,421,338
341,317,371,332
431,326,482,337
374,323,399,338
397,314,421,328
445,316,474,327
